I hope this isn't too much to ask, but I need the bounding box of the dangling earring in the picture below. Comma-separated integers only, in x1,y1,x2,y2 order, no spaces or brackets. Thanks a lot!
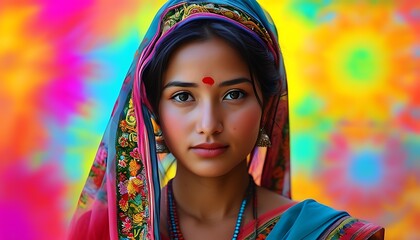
155,134,169,153
151,116,170,153
256,128,271,147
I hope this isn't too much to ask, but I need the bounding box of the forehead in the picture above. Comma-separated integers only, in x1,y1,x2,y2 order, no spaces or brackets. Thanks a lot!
163,38,250,84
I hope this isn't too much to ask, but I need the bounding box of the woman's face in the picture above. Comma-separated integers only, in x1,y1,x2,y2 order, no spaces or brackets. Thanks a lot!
159,37,262,178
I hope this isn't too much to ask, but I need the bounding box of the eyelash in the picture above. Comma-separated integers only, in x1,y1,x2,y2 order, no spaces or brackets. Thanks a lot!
171,92,194,102
170,89,247,103
223,90,246,100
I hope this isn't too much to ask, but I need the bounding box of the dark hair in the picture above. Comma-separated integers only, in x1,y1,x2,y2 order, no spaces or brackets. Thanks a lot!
142,19,281,120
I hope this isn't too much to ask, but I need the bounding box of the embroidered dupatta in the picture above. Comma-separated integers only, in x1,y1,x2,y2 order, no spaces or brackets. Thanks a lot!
68,1,290,239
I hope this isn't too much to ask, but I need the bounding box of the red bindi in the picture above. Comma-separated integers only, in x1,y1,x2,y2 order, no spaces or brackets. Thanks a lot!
202,77,215,86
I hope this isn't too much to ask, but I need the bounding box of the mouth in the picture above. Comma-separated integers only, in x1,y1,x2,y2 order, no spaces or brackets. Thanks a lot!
190,143,229,158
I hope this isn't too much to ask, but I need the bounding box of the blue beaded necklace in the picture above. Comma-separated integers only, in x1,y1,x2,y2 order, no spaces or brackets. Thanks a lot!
167,178,256,240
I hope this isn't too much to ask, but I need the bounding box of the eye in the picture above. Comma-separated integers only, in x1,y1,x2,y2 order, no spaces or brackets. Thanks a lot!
223,90,245,100
171,92,194,102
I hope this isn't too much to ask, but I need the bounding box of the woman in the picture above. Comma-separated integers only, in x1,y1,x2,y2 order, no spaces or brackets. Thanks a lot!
69,0,384,239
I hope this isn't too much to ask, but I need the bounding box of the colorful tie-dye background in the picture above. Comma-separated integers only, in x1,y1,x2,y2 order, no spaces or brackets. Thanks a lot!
1,0,418,239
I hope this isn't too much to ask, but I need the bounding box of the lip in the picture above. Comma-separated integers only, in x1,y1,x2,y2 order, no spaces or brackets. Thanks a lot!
190,143,229,158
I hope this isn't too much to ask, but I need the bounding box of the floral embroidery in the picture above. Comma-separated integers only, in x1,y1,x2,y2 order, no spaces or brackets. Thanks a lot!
76,142,108,211
119,120,129,132
118,180,128,195
127,176,143,195
119,159,127,168
121,217,133,234
128,161,141,176
88,143,108,188
130,147,141,160
118,136,129,147
119,194,129,212
133,213,144,225
95,145,108,164
77,191,88,209
116,95,150,239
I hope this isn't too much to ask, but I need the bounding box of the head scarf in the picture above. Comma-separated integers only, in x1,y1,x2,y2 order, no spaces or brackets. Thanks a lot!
69,0,290,239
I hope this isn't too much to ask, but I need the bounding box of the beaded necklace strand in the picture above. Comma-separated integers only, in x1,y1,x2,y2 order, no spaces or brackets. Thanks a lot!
167,177,257,240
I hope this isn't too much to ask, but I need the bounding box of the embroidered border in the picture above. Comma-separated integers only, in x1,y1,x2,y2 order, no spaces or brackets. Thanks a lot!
116,94,150,239
162,3,273,45
244,215,281,240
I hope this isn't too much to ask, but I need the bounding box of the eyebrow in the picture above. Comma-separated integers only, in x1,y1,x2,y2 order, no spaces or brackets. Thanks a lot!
162,77,252,89
218,77,252,87
162,81,198,90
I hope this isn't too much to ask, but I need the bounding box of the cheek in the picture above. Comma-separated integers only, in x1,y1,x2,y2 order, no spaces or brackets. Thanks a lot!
159,103,188,145
228,105,261,139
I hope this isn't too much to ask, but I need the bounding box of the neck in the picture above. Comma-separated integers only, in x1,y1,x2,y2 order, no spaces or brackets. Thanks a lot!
172,161,250,221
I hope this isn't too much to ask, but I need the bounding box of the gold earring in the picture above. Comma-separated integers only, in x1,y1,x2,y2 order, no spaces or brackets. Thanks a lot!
256,128,271,147
151,116,170,153
155,135,169,153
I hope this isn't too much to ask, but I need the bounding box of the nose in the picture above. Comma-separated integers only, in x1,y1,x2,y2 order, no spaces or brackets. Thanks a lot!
196,100,223,136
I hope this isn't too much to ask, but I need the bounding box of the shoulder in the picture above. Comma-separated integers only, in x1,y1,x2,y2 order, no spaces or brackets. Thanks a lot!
256,186,295,216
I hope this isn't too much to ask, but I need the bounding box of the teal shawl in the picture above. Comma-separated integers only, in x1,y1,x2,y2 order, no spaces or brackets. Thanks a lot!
267,200,384,239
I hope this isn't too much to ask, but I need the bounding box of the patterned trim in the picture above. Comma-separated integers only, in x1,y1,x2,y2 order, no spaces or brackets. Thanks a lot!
323,216,383,240
244,215,281,240
116,94,150,239
77,142,108,209
162,3,273,45
241,202,298,240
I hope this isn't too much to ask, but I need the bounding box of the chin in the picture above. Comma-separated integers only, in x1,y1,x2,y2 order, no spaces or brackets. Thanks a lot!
183,160,246,179
193,169,231,178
